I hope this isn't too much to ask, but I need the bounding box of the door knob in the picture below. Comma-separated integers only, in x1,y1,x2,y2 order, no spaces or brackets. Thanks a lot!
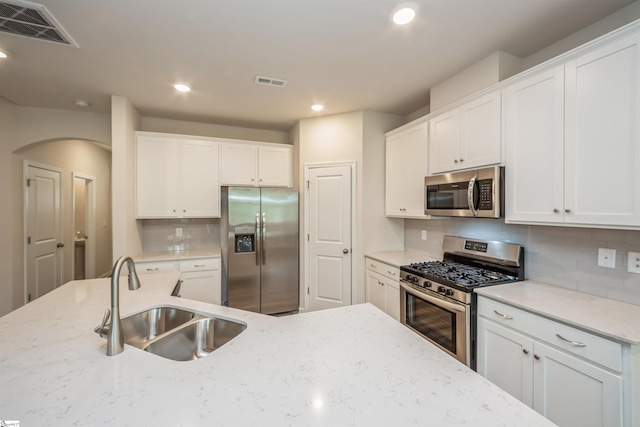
343,249,349,254
56,242,65,248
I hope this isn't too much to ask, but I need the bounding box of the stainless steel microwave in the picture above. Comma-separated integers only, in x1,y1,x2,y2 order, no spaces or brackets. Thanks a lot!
424,166,504,218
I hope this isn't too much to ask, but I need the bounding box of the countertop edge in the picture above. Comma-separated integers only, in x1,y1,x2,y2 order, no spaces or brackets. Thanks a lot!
475,281,640,345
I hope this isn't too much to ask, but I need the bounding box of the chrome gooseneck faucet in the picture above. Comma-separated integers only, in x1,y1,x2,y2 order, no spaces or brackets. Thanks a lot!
98,256,141,356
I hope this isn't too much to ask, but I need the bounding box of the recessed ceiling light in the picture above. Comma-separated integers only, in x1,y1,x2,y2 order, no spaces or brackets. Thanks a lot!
74,99,90,108
392,3,418,25
311,104,324,112
174,83,191,93
0,51,7,59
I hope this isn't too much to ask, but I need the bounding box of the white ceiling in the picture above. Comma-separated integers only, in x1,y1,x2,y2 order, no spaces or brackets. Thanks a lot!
0,0,635,131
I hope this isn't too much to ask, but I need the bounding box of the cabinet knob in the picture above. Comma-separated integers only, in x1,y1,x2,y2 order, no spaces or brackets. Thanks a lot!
459,158,464,162
454,159,459,163
534,354,541,360
565,209,571,213
523,349,529,355
553,208,559,213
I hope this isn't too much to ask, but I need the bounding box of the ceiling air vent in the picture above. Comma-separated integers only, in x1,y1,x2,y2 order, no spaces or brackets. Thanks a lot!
0,0,77,46
254,75,287,88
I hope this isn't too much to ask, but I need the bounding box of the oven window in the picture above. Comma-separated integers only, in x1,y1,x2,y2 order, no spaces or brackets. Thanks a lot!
405,293,457,354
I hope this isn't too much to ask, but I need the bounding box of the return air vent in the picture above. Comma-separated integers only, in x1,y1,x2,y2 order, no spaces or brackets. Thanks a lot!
0,0,77,46
254,75,287,87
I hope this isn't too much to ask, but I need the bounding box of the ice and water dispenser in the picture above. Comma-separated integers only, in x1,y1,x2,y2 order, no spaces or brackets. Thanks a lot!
234,225,255,253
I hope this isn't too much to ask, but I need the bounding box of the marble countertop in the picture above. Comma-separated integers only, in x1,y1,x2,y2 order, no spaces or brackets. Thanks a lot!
0,274,554,426
365,250,437,267
133,248,221,262
476,281,640,345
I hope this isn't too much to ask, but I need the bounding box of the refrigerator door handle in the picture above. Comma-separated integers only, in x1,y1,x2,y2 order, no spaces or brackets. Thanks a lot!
262,212,267,265
255,212,261,266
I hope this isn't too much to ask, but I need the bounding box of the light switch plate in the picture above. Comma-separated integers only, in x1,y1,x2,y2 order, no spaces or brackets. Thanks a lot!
421,230,427,240
176,227,183,237
597,248,616,269
628,251,640,274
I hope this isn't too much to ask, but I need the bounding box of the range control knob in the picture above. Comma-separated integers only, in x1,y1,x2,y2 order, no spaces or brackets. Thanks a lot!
424,281,432,288
445,289,455,296
437,286,446,293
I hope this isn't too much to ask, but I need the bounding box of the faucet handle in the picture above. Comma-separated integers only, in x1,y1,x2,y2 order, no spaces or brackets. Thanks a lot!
94,309,111,338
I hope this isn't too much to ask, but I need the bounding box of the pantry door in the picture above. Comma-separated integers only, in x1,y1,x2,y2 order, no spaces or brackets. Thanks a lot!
305,163,354,312
25,163,63,302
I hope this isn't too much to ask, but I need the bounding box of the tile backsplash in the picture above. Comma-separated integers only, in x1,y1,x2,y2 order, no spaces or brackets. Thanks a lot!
140,218,220,253
404,218,640,305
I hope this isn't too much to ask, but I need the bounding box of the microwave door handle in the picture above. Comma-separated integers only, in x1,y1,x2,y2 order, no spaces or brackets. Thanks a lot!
467,174,479,217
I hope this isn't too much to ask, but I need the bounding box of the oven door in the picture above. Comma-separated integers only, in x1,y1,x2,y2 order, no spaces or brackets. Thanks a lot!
400,281,469,366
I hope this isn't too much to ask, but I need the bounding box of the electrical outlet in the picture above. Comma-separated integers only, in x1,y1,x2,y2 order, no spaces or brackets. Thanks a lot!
421,230,427,240
628,251,640,274
597,248,616,269
176,227,183,237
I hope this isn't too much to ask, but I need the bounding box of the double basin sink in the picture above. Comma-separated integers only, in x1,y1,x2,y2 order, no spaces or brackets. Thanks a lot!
100,306,246,361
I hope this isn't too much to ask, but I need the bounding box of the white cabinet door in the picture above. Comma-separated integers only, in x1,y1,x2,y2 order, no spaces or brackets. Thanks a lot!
384,278,400,322
179,269,221,305
477,317,534,406
181,140,220,217
564,32,640,227
385,123,428,218
136,136,180,218
365,269,386,313
384,133,405,217
505,66,565,223
460,91,502,170
429,91,501,174
429,109,461,174
533,341,623,427
258,145,293,187
220,143,258,186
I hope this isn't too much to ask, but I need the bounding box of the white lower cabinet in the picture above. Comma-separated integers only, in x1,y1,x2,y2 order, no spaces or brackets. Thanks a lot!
135,257,221,305
477,296,624,427
365,257,400,321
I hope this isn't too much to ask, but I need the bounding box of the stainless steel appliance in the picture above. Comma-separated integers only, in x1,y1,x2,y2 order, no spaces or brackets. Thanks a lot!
221,186,299,315
425,166,504,218
400,235,524,369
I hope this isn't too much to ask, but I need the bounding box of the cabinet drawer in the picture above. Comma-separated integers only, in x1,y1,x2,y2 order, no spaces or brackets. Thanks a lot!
135,260,179,274
478,297,622,371
365,258,400,282
179,258,220,272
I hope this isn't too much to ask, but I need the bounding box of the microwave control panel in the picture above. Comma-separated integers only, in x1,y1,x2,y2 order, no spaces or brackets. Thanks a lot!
478,179,493,210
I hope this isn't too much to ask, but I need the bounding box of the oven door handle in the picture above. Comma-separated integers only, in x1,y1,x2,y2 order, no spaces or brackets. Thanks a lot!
400,281,466,313
467,173,479,217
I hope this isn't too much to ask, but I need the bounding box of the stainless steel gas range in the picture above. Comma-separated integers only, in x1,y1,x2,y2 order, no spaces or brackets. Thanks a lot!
400,235,524,370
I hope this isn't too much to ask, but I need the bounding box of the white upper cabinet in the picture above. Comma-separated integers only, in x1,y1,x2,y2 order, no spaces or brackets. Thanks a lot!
506,30,640,228
505,66,565,223
136,134,220,218
385,122,429,218
564,32,640,227
220,143,292,187
429,90,502,174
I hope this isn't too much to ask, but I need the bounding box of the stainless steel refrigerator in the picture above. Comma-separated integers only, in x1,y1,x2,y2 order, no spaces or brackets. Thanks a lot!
220,186,299,314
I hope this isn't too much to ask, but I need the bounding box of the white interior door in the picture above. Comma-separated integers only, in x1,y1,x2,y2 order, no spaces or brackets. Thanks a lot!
306,164,353,312
26,164,63,302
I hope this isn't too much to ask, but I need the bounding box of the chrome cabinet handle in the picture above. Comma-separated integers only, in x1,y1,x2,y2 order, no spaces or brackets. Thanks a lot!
146,267,159,271
387,270,396,276
556,334,586,347
193,264,206,268
494,309,513,320
370,264,376,268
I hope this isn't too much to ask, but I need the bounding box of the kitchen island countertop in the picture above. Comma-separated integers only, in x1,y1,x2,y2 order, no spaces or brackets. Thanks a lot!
0,273,554,426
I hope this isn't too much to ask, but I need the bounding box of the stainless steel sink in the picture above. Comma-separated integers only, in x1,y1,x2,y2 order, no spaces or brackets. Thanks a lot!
102,305,247,361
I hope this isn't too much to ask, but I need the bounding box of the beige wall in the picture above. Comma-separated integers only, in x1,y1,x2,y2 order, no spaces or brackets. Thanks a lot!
0,103,111,317
16,140,113,281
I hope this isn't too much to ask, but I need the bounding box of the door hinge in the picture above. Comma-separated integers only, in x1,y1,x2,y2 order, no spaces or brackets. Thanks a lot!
26,178,32,187
27,236,31,244
307,233,309,241
307,287,310,295
306,180,310,189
